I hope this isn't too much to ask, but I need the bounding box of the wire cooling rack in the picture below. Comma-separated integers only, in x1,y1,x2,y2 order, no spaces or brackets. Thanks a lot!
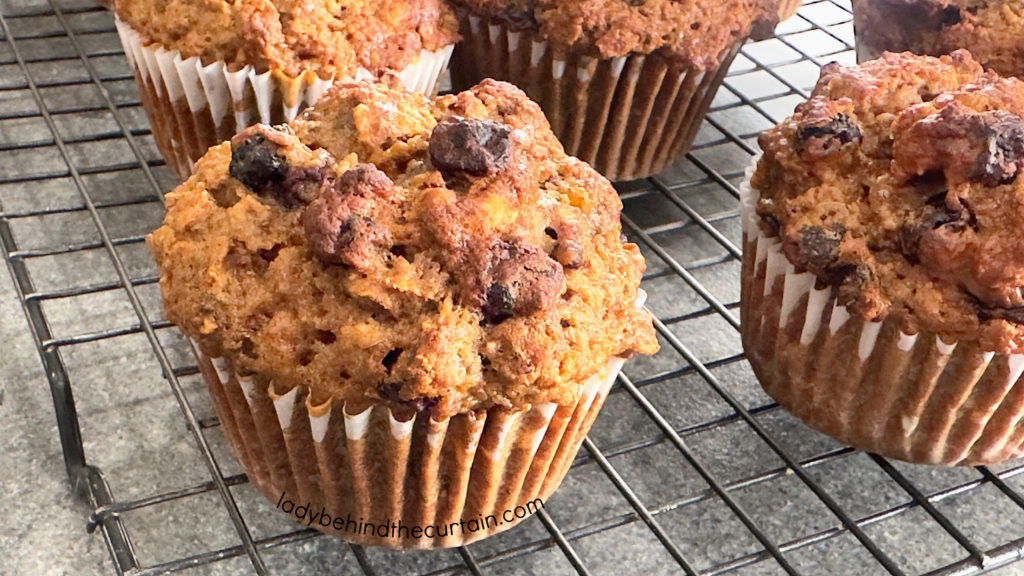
6,0,1024,574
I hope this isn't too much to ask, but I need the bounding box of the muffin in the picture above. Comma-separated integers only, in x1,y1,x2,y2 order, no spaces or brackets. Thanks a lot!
853,0,1024,78
742,50,1024,466
446,0,780,181
147,77,659,546
113,0,459,178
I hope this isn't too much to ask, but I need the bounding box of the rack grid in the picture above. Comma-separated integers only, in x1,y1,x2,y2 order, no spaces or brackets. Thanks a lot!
5,0,1024,574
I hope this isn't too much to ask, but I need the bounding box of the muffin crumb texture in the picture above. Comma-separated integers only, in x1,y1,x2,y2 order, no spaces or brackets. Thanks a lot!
753,50,1024,354
449,0,778,69
114,0,460,77
148,79,658,419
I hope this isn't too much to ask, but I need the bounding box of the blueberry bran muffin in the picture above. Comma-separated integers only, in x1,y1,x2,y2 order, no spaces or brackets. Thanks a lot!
148,78,658,546
853,0,1024,78
114,0,459,178
743,50,1024,465
447,0,780,181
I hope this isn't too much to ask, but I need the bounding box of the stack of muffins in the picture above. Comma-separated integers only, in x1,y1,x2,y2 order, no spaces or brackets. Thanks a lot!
133,0,797,548
134,0,1024,552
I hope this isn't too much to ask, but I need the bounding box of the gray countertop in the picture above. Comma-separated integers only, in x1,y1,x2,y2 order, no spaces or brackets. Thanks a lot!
5,0,1024,575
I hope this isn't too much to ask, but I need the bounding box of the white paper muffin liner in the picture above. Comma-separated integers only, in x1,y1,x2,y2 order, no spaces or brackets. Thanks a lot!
115,17,453,179
189,293,644,548
740,159,1024,465
449,14,742,181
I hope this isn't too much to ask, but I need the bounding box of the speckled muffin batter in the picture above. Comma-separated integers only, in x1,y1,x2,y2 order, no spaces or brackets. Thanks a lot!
114,0,460,78
854,0,1024,78
450,0,779,70
147,78,658,420
753,50,1024,354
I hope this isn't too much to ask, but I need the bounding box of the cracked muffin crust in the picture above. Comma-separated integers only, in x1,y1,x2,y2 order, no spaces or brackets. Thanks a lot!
147,78,658,420
853,0,1024,78
752,50,1024,354
113,0,460,78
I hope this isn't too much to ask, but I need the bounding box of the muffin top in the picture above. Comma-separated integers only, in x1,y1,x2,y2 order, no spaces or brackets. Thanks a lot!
854,0,1024,78
449,0,779,70
147,78,658,419
114,0,460,78
753,50,1024,354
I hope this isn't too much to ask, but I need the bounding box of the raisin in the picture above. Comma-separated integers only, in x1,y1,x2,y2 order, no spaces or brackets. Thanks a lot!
825,262,869,294
797,114,862,157
968,111,1024,187
483,283,516,325
229,125,330,209
793,224,846,272
898,198,976,262
429,116,512,179
760,213,782,236
302,164,395,269
939,5,962,26
230,130,286,191
978,306,1024,324
481,243,565,324
976,298,1024,325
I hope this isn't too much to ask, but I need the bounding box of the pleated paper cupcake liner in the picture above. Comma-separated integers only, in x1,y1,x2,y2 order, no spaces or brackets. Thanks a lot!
449,14,742,181
740,161,1024,465
189,285,644,549
115,17,453,179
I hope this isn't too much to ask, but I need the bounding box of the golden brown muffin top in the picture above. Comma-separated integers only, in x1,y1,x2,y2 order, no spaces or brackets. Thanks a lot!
147,78,658,419
854,0,1024,78
753,50,1024,354
448,0,779,70
114,0,460,78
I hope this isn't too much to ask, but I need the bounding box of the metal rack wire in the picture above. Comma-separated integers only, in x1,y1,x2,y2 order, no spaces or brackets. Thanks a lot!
6,0,1024,574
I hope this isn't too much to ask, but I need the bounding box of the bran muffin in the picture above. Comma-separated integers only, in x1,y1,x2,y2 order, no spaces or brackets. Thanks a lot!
447,0,780,181
113,0,459,178
853,0,1024,78
742,50,1024,465
147,78,658,546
